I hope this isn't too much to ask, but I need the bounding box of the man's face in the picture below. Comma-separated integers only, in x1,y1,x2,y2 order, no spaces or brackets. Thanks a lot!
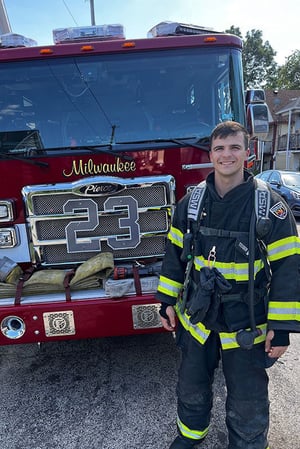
209,132,250,178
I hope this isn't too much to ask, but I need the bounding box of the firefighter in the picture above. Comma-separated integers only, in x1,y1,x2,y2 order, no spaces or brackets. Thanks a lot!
156,121,300,449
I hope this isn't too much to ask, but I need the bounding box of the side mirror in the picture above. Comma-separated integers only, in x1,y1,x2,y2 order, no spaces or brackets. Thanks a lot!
247,104,269,140
270,180,281,187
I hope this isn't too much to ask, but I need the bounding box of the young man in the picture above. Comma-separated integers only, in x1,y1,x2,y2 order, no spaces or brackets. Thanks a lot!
156,121,300,449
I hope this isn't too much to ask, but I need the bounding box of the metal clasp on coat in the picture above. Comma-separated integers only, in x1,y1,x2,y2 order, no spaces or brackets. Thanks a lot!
208,245,216,268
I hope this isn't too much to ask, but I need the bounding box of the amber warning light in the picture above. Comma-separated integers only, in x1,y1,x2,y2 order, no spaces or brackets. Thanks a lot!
81,45,95,51
204,37,217,43
122,41,136,48
39,48,54,55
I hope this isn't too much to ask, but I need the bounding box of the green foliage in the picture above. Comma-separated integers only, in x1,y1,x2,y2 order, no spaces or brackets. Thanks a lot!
277,50,300,89
226,25,242,38
243,30,278,88
225,26,278,89
226,26,300,89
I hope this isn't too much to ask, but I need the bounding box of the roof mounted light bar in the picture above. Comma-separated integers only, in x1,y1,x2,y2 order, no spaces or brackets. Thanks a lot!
0,21,218,49
147,21,217,38
0,33,37,48
52,24,125,44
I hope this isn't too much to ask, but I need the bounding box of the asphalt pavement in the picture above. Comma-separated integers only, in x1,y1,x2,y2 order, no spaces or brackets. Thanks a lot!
0,331,299,449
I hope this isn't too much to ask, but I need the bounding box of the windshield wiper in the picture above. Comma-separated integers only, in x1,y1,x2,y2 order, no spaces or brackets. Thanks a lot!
117,137,210,151
0,152,49,167
39,143,133,161
42,136,209,159
171,137,210,151
71,144,134,161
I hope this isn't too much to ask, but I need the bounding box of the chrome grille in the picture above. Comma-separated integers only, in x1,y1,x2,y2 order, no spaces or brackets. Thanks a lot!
41,237,167,265
22,175,175,266
36,210,167,240
31,184,167,215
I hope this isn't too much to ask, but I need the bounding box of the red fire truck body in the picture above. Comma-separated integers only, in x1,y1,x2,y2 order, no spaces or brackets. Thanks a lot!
0,22,268,345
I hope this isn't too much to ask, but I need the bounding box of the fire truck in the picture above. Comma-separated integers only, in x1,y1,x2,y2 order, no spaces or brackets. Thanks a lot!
0,21,269,345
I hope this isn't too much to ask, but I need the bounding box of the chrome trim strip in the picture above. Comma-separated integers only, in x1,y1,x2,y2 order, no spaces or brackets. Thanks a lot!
22,174,176,203
0,288,108,306
182,163,213,170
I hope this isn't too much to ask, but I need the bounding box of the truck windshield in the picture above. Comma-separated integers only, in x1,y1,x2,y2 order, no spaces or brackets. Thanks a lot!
0,46,244,154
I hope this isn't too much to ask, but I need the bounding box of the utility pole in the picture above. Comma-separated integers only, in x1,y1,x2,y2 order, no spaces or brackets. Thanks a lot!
286,109,292,170
90,0,96,25
0,0,11,34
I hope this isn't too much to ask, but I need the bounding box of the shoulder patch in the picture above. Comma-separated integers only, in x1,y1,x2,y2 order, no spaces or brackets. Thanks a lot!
270,201,288,220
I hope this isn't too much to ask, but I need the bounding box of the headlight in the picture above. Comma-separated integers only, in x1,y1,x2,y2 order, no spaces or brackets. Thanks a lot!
0,200,14,222
0,228,18,248
290,190,300,200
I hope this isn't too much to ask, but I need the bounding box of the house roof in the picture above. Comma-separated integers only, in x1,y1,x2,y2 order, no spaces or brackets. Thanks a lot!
276,97,300,115
265,89,300,121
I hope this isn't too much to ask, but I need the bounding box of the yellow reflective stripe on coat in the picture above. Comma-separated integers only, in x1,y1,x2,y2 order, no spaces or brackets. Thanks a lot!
177,416,209,441
175,302,267,350
167,225,183,248
219,323,267,350
268,301,300,321
157,275,183,298
267,235,300,261
174,304,210,345
194,255,265,282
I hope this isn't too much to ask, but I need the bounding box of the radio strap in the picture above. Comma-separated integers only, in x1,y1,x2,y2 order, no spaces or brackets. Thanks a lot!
187,178,271,227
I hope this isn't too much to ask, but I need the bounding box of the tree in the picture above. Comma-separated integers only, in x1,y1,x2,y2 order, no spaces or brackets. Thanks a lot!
226,27,278,89
226,25,242,38
277,50,300,89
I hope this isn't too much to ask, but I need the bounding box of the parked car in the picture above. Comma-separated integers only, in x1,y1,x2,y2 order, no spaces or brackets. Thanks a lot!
255,170,300,217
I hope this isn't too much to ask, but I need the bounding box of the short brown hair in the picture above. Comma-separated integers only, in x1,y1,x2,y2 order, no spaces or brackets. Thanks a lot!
209,121,249,150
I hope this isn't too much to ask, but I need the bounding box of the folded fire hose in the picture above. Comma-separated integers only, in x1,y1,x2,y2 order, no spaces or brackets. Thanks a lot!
0,255,161,300
0,253,114,299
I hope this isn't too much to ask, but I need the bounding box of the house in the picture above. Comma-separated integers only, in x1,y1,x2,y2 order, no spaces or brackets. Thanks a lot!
263,89,300,171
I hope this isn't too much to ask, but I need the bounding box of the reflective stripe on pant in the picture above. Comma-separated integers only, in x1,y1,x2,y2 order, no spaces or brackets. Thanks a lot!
176,325,269,449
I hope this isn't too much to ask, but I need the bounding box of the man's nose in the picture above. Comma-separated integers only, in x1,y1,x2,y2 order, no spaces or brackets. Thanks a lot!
222,147,232,156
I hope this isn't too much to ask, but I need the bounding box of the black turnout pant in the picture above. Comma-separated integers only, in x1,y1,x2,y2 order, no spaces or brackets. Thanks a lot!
176,327,269,449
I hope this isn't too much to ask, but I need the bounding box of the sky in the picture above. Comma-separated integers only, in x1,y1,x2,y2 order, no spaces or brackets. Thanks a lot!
3,0,300,65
